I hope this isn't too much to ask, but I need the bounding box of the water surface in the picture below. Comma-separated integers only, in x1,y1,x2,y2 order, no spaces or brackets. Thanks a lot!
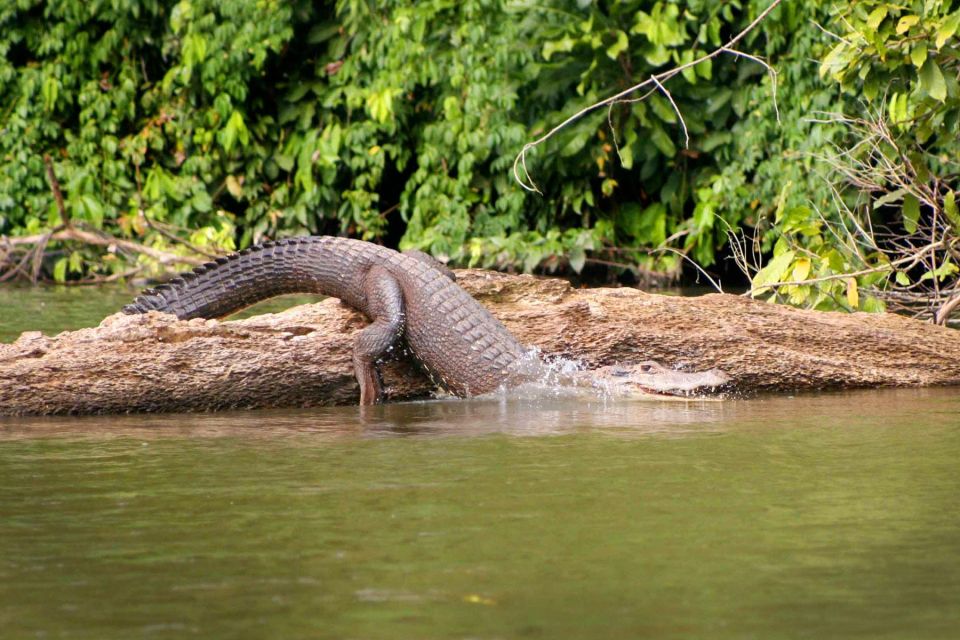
1,287,959,639
2,390,959,639
0,284,320,343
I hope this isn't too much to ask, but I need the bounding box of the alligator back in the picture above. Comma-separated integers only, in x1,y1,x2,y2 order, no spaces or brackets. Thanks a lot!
123,236,526,396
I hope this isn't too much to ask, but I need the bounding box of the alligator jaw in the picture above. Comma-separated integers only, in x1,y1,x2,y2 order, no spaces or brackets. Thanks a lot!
590,361,730,398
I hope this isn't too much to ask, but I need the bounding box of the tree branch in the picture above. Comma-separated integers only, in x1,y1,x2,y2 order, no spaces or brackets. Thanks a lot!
513,0,785,192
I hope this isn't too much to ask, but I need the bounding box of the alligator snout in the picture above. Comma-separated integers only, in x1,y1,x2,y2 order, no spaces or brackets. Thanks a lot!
592,360,730,398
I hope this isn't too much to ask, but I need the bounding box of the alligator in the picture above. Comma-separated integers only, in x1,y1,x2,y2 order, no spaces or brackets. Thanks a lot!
123,236,728,404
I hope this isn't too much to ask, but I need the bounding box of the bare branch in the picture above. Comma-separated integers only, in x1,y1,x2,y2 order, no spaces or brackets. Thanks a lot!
726,48,781,124
650,75,689,148
513,0,786,192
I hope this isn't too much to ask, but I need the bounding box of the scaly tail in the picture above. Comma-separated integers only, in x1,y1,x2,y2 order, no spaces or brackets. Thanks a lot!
122,236,359,319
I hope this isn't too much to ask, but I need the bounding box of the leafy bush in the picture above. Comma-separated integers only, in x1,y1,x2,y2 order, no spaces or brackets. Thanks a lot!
15,0,940,301
751,0,960,321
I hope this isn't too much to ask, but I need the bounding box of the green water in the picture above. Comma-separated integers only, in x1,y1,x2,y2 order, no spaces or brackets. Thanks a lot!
0,284,321,342
1,288,959,639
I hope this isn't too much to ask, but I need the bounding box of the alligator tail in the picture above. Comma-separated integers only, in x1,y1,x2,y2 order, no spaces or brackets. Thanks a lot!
122,236,338,319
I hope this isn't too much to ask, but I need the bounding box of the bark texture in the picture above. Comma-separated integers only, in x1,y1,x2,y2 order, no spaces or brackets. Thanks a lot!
2,270,959,416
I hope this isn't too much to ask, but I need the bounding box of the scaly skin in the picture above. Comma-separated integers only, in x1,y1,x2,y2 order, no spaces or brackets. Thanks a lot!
124,236,728,404
124,236,525,403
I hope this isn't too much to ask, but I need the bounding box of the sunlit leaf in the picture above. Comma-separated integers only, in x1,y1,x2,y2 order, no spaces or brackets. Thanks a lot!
752,250,796,296
845,277,859,309
606,30,629,60
53,257,68,283
897,15,920,34
943,191,960,228
791,258,811,282
936,11,960,48
866,6,888,31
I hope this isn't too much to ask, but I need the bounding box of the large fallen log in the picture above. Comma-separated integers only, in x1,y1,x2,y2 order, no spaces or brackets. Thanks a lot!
1,269,959,415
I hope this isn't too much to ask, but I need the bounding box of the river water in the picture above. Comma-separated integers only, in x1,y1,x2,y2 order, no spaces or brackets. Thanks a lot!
1,286,959,639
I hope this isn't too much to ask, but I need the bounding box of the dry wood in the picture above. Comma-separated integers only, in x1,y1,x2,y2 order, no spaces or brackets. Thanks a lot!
1,270,959,416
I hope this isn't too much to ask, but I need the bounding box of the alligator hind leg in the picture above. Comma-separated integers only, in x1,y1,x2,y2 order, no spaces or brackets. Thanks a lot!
353,267,406,405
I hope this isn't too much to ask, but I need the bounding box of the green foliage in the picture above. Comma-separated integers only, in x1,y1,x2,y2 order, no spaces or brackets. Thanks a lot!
6,0,942,297
751,0,960,313
0,0,815,279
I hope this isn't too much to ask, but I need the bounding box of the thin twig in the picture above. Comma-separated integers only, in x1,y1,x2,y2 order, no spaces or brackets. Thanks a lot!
810,19,853,45
650,246,723,293
2,228,206,267
513,0,785,192
650,75,689,148
726,48,781,123
934,291,960,325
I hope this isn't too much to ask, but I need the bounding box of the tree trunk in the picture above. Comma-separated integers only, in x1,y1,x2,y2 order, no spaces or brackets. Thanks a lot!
2,270,958,416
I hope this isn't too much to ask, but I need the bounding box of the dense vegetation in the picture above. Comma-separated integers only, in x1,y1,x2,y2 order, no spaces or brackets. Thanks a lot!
1,0,959,320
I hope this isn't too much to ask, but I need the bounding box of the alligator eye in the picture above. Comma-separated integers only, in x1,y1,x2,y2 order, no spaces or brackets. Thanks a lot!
639,364,654,373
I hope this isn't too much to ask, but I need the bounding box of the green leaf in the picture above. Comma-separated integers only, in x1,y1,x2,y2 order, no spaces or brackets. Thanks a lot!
522,249,543,273
888,92,909,123
910,43,927,68
895,271,911,286
606,30,629,60
696,57,712,80
41,76,59,112
902,193,921,234
866,6,888,31
862,296,886,313
79,195,104,227
920,260,959,281
752,250,796,295
53,257,68,283
680,50,697,84
819,42,851,81
542,36,576,61
308,22,341,44
184,33,207,67
920,59,947,101
619,202,666,245
191,189,212,213
936,11,960,49
944,190,960,228
649,94,678,123
643,44,670,66
897,15,920,34
874,188,907,209
649,124,677,157
365,88,398,124
218,111,249,154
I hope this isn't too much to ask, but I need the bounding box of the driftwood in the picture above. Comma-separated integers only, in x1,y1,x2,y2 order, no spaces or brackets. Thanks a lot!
1,269,959,416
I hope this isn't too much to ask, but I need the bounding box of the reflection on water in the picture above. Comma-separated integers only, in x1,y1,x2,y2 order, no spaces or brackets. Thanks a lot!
0,393,732,441
1,386,955,440
2,389,960,639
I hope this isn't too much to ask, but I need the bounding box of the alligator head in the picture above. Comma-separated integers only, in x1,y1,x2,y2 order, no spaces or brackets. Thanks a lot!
589,361,730,398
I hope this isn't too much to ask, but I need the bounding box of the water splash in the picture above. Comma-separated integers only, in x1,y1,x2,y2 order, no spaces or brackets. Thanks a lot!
480,347,610,402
